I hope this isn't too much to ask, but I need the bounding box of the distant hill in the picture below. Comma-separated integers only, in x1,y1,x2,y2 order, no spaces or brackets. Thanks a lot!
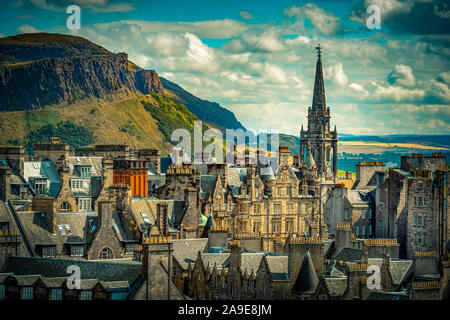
262,133,450,156
0,32,245,154
160,77,245,133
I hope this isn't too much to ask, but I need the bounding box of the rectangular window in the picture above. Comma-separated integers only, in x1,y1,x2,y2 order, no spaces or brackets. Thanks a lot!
125,244,136,255
286,187,291,197
0,222,9,232
287,203,293,214
418,197,423,207
273,204,281,214
141,212,151,224
367,208,372,219
286,220,294,233
81,290,92,300
277,188,281,196
368,225,372,235
272,220,280,233
255,188,259,198
58,225,66,235
344,209,349,220
361,209,365,220
415,233,422,244
417,215,423,227
42,245,56,257
379,203,383,212
51,289,62,300
34,180,47,195
253,204,260,214
361,226,366,236
64,224,72,234
355,225,359,236
253,222,260,233
0,284,4,299
70,245,84,257
22,287,33,300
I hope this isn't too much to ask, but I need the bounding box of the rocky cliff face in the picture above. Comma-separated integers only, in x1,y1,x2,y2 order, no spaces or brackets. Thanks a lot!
0,52,164,110
0,32,245,131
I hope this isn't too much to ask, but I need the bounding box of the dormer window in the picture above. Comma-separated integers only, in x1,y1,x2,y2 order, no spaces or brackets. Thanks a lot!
0,221,10,232
41,245,56,257
32,179,47,196
60,202,71,212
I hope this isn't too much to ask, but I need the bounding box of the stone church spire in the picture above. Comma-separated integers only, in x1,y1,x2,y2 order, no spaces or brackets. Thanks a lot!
312,44,326,110
299,45,337,181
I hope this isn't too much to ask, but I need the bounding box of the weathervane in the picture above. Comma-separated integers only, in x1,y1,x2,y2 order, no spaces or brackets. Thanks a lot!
315,43,322,58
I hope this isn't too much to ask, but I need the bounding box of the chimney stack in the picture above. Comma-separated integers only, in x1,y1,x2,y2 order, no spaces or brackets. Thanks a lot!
0,167,11,202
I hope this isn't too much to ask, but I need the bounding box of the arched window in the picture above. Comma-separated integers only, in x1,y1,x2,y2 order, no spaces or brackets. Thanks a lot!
60,202,71,212
100,247,113,259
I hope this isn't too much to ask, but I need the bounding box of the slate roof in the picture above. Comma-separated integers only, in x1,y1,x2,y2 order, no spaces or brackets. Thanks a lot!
391,168,413,178
324,276,347,297
200,175,218,200
10,209,98,257
260,164,276,181
346,190,370,206
14,274,41,286
333,247,362,261
130,198,186,232
241,253,264,274
305,149,316,169
201,253,229,268
1,256,142,284
330,265,345,277
227,168,244,187
389,259,413,286
160,157,172,174
68,156,103,177
324,240,336,259
23,161,61,197
292,251,319,295
266,255,289,281
172,238,209,269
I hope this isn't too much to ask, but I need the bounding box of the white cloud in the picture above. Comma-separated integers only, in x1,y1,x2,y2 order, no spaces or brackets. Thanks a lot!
159,33,219,74
284,3,340,35
242,28,286,52
437,71,450,84
17,24,40,33
325,63,348,86
373,84,426,102
286,35,311,45
387,64,416,87
120,19,248,39
145,33,186,57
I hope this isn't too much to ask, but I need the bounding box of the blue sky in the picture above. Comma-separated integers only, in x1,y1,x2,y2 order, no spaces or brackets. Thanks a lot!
1,0,450,135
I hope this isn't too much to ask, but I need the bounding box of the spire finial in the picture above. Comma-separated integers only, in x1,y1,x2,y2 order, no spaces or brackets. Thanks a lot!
315,44,321,58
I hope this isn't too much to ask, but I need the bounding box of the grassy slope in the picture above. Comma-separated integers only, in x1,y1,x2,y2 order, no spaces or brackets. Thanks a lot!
0,93,181,155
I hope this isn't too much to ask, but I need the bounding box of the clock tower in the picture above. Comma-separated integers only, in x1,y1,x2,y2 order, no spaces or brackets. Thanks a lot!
299,45,338,181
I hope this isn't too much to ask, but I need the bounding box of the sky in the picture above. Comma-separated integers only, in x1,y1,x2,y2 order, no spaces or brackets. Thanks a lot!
1,0,450,136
